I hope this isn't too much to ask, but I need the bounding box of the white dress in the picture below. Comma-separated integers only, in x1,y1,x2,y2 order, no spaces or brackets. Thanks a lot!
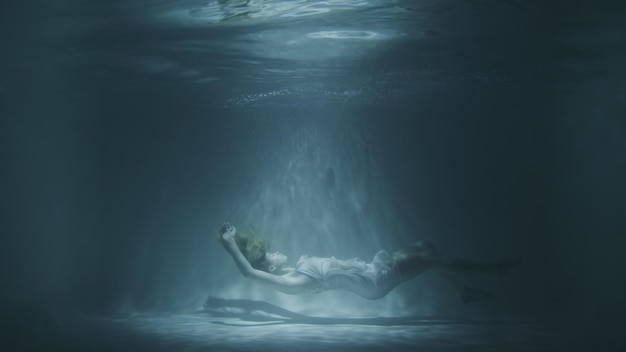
295,250,404,300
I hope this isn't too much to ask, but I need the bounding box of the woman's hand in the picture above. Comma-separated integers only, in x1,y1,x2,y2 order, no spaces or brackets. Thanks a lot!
219,222,236,244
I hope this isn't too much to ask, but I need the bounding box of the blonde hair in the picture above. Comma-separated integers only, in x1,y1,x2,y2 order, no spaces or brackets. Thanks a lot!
234,228,271,272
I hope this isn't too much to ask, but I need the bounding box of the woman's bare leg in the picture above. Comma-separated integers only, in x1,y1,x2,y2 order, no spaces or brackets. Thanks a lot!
393,241,522,303
392,240,441,280
432,272,495,303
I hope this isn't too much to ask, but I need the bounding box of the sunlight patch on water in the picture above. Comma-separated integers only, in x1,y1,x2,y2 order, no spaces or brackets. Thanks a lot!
307,30,384,40
153,0,377,26
221,68,451,106
230,28,391,60
224,88,367,107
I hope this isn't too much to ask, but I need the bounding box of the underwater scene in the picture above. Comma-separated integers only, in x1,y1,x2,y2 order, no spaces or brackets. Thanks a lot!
2,0,625,351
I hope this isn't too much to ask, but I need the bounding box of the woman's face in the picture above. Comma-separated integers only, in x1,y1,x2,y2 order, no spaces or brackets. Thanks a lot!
266,251,288,266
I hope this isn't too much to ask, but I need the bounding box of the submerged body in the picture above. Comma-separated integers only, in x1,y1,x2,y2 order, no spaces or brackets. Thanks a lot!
295,250,403,299
219,223,521,302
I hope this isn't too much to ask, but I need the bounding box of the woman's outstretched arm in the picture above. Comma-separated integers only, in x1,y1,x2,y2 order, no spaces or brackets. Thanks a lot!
219,223,255,276
218,223,314,294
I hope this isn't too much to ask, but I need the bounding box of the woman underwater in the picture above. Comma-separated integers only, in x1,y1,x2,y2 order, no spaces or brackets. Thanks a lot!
219,223,522,302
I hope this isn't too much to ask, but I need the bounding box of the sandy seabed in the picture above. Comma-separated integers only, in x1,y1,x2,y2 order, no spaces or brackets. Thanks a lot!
7,305,626,352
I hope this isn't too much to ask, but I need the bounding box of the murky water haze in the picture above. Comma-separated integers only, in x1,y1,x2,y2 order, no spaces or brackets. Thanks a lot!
2,0,626,350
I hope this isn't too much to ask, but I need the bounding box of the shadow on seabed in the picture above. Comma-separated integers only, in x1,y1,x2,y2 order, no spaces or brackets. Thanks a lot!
201,296,517,326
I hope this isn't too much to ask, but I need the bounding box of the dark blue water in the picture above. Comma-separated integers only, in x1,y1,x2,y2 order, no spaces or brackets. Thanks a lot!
2,0,626,350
